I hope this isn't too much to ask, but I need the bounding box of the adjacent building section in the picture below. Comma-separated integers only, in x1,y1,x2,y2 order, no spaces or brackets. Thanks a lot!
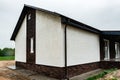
67,25,100,66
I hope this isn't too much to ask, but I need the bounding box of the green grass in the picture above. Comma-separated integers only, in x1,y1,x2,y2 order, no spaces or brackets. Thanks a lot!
86,68,118,80
0,56,15,60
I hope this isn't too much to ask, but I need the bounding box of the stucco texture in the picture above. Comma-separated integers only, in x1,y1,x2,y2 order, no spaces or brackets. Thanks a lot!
36,10,65,67
15,16,26,62
67,26,100,66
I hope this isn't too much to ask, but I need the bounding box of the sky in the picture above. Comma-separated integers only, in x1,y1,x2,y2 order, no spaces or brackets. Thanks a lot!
0,0,120,49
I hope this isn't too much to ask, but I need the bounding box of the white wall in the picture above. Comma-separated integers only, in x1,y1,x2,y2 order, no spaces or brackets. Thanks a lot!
36,10,65,67
67,26,100,66
15,16,26,62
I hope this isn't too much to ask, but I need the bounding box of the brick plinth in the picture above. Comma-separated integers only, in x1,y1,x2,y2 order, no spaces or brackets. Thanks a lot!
16,61,100,79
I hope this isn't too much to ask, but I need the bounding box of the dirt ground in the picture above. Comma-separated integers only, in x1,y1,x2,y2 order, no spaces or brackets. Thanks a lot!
0,61,30,80
0,61,15,68
0,61,57,80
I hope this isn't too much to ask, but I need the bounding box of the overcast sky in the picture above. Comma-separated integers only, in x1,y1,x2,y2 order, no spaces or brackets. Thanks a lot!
0,0,120,49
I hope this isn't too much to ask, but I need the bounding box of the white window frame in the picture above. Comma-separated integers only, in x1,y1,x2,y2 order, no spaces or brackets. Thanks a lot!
30,37,34,53
115,42,120,58
104,39,110,60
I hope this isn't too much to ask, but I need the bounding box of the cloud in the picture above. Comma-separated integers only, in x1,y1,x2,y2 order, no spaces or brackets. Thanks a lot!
1,0,120,48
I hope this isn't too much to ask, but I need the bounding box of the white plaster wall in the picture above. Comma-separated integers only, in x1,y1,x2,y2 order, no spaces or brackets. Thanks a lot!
67,26,100,66
15,16,26,62
36,10,64,67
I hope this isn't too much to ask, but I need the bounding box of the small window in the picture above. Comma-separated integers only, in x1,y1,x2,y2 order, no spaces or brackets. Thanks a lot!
30,37,34,53
104,39,110,60
28,14,31,20
115,42,120,58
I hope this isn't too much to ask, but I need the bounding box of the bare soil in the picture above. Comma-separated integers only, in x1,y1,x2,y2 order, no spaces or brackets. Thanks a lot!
0,61,57,80
0,61,29,80
0,61,15,68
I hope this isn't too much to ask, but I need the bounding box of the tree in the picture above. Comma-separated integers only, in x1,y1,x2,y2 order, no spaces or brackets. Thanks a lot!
0,48,4,56
0,49,3,56
0,48,15,56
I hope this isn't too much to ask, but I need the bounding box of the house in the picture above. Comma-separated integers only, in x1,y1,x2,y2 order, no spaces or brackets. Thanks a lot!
11,5,120,79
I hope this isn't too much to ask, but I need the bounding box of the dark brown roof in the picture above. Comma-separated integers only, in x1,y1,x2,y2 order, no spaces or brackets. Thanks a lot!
102,31,120,36
10,4,104,40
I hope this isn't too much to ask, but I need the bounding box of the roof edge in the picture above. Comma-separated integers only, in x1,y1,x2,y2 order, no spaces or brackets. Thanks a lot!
61,17,101,34
102,31,120,36
11,5,30,40
11,4,103,40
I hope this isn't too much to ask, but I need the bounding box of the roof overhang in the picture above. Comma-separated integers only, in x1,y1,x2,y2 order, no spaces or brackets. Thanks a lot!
11,5,120,41
102,31,120,36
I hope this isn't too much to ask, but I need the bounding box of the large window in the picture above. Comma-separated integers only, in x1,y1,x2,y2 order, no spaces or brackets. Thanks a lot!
30,37,34,53
115,42,120,58
104,39,110,60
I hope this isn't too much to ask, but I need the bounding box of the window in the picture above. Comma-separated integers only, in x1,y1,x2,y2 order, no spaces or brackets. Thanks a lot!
30,37,34,53
115,42,120,58
104,39,110,60
28,13,31,20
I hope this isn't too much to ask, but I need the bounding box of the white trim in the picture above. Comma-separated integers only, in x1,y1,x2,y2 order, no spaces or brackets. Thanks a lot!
30,37,34,53
104,39,110,60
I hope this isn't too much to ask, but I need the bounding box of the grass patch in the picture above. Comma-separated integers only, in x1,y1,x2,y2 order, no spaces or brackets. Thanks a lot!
0,56,15,60
86,68,118,80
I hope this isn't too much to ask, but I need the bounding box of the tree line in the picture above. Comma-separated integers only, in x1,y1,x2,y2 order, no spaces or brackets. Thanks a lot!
0,48,15,56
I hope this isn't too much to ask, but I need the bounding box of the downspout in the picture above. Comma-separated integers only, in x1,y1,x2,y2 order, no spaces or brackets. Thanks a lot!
64,23,69,80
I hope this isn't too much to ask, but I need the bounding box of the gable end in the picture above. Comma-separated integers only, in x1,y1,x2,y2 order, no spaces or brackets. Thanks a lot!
11,6,35,40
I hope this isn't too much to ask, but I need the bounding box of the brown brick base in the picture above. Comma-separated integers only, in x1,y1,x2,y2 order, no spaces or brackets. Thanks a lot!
16,61,65,79
67,62,100,77
16,61,100,79
100,61,120,69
